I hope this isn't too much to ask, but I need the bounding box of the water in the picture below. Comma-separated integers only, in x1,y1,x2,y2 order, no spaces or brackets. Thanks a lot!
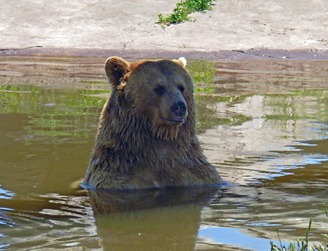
0,56,328,250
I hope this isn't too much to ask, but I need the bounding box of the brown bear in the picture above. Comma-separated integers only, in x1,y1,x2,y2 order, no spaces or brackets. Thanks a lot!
82,57,221,190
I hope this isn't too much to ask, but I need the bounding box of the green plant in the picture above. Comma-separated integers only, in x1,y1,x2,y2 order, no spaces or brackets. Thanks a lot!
270,210,328,251
158,0,215,25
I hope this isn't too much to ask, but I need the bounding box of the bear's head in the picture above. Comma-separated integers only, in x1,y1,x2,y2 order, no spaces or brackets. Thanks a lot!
104,57,194,140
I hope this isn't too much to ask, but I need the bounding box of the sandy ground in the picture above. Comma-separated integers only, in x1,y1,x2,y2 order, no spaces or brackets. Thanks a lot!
0,0,328,59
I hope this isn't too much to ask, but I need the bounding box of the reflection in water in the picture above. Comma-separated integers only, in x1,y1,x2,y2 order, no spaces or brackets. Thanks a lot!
0,193,99,250
95,204,202,251
88,187,219,214
0,57,328,250
201,93,328,184
89,188,219,251
198,226,277,251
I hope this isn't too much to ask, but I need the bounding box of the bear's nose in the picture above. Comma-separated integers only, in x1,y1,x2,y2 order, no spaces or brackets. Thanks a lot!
171,100,187,117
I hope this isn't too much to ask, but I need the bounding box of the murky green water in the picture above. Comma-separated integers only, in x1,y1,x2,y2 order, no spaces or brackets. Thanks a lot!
0,56,327,250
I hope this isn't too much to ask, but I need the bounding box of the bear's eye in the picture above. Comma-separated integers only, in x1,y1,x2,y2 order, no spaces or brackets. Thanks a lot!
177,85,185,93
154,85,166,96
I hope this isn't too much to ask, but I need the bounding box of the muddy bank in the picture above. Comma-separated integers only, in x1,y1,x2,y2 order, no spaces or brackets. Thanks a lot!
1,0,328,58
1,47,328,61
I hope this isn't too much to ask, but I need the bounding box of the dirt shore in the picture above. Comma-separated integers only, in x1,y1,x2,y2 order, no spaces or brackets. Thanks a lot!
1,0,328,59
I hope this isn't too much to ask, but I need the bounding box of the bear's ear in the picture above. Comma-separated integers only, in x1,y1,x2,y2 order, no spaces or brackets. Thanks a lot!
105,57,130,86
172,57,187,68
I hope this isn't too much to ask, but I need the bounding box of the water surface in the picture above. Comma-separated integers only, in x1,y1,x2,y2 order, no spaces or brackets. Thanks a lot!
0,56,328,250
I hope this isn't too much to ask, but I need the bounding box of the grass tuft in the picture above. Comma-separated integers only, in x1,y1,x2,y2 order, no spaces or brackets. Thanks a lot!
158,0,215,25
270,210,328,251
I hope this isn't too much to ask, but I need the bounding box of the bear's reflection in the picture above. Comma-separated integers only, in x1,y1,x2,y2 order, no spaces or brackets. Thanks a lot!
88,187,219,251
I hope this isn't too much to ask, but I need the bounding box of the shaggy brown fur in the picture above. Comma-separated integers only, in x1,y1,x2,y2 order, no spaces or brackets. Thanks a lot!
82,57,221,190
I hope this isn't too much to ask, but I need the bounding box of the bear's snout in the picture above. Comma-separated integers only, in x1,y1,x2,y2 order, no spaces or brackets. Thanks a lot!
171,100,187,117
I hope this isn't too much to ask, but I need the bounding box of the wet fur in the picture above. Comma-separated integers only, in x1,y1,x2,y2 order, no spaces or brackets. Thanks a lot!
82,57,221,190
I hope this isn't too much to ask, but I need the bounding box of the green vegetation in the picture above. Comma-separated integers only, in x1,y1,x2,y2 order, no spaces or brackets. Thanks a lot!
270,210,328,251
188,59,216,84
195,95,252,133
81,80,108,85
263,89,328,123
0,85,107,141
158,0,215,25
188,59,217,94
